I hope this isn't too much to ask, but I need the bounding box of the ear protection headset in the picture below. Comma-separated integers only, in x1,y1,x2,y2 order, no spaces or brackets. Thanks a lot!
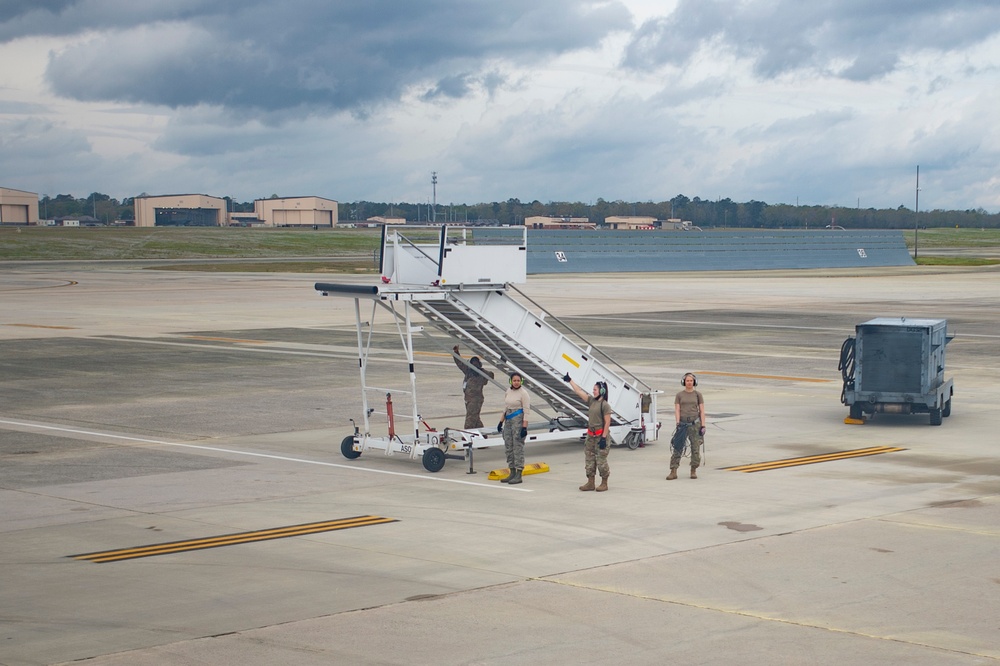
509,372,523,386
596,381,608,398
682,373,698,387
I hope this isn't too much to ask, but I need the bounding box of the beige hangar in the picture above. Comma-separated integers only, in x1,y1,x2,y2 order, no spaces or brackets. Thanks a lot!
254,196,338,227
133,194,228,227
0,187,40,224
134,194,338,227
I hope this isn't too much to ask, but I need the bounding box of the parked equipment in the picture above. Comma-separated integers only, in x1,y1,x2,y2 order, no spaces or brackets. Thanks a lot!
840,317,954,425
316,225,661,472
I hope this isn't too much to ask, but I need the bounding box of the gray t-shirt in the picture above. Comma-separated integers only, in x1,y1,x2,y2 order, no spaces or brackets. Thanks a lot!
675,389,703,423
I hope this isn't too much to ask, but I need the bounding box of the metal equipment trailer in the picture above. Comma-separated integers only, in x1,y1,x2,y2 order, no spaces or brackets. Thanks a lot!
839,317,954,425
315,225,661,472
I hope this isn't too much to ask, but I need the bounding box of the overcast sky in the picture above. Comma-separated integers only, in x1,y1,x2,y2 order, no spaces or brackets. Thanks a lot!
2,0,998,212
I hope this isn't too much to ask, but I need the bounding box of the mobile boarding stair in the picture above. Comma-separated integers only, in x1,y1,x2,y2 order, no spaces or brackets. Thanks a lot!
315,225,660,472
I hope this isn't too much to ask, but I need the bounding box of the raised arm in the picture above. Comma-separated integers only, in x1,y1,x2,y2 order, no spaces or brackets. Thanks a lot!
563,374,589,402
452,345,468,372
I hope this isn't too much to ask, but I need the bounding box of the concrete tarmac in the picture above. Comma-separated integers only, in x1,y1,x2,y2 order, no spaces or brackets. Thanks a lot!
1,262,999,665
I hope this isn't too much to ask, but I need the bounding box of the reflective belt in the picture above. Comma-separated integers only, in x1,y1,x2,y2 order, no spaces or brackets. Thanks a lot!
587,427,605,436
505,409,523,420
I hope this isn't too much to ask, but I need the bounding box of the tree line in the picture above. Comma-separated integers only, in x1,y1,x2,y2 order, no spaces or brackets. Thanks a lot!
38,193,1000,229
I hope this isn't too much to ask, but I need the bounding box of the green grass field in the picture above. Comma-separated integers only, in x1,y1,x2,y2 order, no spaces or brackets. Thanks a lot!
3,225,999,270
0,226,382,261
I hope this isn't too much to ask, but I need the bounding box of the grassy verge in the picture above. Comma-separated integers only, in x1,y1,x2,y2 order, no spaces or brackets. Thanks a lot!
0,226,382,261
914,256,1000,266
902,227,1000,249
5,225,1000,272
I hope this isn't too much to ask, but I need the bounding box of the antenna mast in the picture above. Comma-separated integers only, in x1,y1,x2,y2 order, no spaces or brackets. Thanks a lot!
431,171,438,223
914,165,920,260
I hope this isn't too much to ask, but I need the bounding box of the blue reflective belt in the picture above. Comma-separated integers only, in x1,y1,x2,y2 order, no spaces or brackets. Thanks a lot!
505,409,523,420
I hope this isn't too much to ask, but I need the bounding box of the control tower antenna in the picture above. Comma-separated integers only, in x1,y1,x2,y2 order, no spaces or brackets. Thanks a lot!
431,171,438,223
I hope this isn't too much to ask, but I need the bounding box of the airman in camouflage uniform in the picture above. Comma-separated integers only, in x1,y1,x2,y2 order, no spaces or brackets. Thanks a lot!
453,345,494,429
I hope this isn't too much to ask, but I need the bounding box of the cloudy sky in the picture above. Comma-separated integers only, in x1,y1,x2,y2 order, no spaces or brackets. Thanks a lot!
2,0,999,212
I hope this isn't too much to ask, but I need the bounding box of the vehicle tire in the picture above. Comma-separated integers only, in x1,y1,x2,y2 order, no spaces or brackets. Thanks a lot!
929,408,943,426
942,398,952,418
625,431,642,450
422,447,446,473
849,404,863,420
341,435,361,459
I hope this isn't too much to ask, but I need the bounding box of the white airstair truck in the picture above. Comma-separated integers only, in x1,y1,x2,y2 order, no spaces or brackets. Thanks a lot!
315,225,660,472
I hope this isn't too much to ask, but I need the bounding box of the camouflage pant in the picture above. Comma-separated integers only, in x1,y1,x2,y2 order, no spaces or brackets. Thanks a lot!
584,435,610,478
502,417,525,469
670,423,703,470
464,392,485,429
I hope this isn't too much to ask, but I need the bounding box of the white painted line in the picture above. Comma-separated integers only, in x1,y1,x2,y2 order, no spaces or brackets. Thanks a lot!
0,418,530,492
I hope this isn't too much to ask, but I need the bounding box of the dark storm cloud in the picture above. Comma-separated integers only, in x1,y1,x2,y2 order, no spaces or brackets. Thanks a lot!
623,0,1000,81
0,0,632,114
0,0,75,23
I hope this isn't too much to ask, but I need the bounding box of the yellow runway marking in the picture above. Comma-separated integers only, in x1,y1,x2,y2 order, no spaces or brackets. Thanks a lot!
697,370,832,383
724,446,905,473
69,515,398,563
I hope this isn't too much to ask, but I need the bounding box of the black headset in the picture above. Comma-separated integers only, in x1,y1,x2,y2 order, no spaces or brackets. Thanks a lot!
682,373,698,387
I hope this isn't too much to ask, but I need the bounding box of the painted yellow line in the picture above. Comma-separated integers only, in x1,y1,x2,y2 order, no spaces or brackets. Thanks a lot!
697,370,832,383
725,446,905,473
70,515,397,563
184,335,269,344
561,353,580,368
5,323,77,330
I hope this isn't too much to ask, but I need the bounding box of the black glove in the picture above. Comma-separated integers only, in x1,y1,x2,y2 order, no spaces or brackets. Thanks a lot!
519,426,528,439
497,419,504,434
598,437,607,450
562,373,571,382
699,426,706,436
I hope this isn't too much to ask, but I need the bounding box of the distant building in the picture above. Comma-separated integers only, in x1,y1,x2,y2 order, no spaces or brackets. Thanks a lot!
134,194,339,227
0,186,39,225
524,215,595,230
228,212,263,226
54,215,101,227
366,215,407,226
662,218,699,230
134,194,228,227
254,196,338,227
604,215,658,230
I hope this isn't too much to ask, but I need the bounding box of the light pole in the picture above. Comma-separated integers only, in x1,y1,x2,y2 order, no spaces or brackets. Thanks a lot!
914,165,920,260
431,172,438,223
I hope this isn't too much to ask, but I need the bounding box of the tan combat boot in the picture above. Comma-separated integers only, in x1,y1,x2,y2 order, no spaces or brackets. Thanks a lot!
596,476,609,492
666,469,678,480
579,476,596,491
690,467,698,479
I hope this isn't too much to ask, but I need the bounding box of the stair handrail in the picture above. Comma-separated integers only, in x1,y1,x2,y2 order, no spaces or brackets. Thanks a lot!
508,283,650,391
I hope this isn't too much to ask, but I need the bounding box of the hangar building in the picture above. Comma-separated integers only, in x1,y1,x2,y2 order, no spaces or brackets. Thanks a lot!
254,196,338,227
0,187,39,225
134,194,338,227
134,194,227,227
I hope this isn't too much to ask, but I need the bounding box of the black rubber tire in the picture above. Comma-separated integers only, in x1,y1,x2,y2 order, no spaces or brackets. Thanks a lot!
849,404,863,420
422,447,446,473
942,398,952,418
625,431,642,450
929,408,943,426
341,435,361,459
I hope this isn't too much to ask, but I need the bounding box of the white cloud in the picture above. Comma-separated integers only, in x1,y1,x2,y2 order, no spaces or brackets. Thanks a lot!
0,0,998,212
